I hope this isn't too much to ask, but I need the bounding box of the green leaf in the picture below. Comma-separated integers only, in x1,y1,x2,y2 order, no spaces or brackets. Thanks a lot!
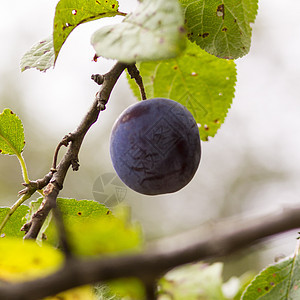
0,205,28,238
29,197,110,245
128,41,236,141
31,198,143,256
91,0,186,63
31,198,143,296
0,109,25,155
159,262,226,299
232,272,256,300
57,197,109,218
21,1,122,72
20,36,55,72
53,0,122,62
241,254,300,299
179,0,259,59
96,278,145,300
68,214,142,256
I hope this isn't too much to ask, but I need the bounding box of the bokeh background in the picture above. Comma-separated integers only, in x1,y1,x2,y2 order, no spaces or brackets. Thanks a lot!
1,0,300,280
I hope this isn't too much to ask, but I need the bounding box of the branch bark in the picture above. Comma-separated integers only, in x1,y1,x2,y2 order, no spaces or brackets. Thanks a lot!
1,205,300,300
22,62,128,240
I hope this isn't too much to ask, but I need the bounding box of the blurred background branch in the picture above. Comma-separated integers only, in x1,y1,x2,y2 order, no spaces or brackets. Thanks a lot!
0,204,300,300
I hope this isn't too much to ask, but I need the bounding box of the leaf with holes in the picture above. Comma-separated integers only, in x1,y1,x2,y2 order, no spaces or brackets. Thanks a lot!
241,254,300,299
91,0,186,63
0,109,25,155
179,0,258,59
20,36,55,72
0,205,28,238
127,40,236,141
53,0,123,63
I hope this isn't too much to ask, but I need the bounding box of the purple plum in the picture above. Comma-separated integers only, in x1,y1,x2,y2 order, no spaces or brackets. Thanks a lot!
110,98,201,195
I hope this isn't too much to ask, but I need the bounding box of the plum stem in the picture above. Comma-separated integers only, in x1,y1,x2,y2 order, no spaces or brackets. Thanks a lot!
127,64,147,100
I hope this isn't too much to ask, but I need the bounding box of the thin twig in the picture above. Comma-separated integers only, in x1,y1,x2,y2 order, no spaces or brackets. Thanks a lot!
127,64,147,100
0,171,55,234
145,280,157,300
19,170,55,196
91,74,104,85
52,135,72,171
23,62,128,240
52,206,72,259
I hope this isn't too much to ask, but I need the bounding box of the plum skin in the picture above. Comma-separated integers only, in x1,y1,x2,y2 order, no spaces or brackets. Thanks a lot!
110,98,201,195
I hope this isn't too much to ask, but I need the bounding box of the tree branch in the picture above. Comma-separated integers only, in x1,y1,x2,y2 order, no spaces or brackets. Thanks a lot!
22,62,128,240
52,206,72,259
1,205,300,300
18,170,55,196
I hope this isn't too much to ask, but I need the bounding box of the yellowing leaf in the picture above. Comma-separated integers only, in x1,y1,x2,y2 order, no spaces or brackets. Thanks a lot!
68,215,142,256
45,286,96,300
30,198,143,257
0,238,96,299
0,238,63,282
